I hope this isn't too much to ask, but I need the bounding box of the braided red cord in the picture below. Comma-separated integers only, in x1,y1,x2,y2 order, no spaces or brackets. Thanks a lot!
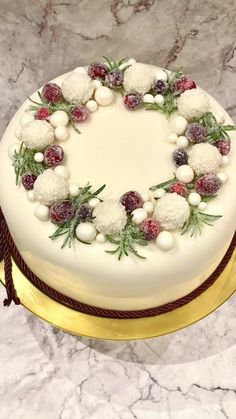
0,207,235,318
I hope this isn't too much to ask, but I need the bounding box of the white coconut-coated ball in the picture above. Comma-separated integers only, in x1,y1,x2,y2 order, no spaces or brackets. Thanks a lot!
50,111,69,128
88,198,100,208
154,193,190,230
62,72,94,105
168,133,178,144
27,190,36,202
170,116,188,135
155,69,168,81
34,152,44,163
123,63,155,95
131,208,148,225
188,192,201,206
21,120,54,150
143,94,155,103
188,143,222,175
176,165,194,183
86,100,98,112
143,201,154,214
33,170,69,205
54,126,69,142
176,136,189,149
69,183,79,197
93,200,127,235
178,88,210,120
154,94,165,105
217,172,228,184
76,222,97,243
54,165,70,180
95,86,114,106
156,231,174,251
8,143,21,159
96,233,106,243
153,188,166,199
34,204,50,221
20,113,35,126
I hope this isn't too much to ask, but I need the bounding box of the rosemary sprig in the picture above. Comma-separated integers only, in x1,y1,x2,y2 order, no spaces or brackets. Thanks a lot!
149,175,177,192
192,112,236,143
181,206,222,237
103,56,130,72
75,184,106,206
106,217,148,260
12,143,45,184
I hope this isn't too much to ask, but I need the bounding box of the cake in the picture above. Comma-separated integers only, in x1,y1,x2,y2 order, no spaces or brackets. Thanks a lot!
0,57,235,312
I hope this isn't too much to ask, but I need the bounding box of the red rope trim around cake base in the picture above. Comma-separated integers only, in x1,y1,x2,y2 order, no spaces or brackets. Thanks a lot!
0,207,235,319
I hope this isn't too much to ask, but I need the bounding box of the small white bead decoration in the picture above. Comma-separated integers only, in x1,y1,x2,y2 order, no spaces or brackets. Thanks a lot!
143,201,154,214
188,192,201,206
95,86,114,106
15,127,22,139
128,58,136,65
8,143,21,159
69,183,79,197
168,133,178,144
176,136,189,149
176,165,194,183
88,197,100,208
86,100,98,112
34,204,49,221
156,231,174,251
73,66,87,74
198,202,207,211
119,61,129,71
54,126,69,142
214,111,225,124
154,188,166,199
154,94,165,105
20,113,34,126
54,165,70,179
221,156,229,166
50,111,69,128
93,80,102,89
170,116,188,135
154,69,168,81
131,208,148,226
96,233,106,243
27,190,36,202
143,94,155,104
217,172,228,184
141,192,150,202
76,222,97,242
34,152,44,163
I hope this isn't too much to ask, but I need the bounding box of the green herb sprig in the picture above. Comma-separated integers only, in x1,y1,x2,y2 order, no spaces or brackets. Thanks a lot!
12,143,45,185
181,206,222,237
103,56,130,72
193,112,236,143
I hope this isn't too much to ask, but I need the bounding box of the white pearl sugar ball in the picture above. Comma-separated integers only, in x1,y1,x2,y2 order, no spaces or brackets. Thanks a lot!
155,69,168,81
55,126,69,142
170,116,188,135
54,165,70,179
221,156,229,167
34,152,44,163
217,172,228,184
176,165,194,183
188,192,201,206
198,202,207,211
143,201,154,214
176,136,189,149
141,192,150,202
156,231,174,251
131,208,147,226
8,143,21,159
50,111,69,128
88,198,100,208
95,86,114,106
168,133,178,144
154,188,166,199
34,204,49,221
93,79,102,89
27,190,36,202
96,233,106,243
76,222,97,242
143,94,155,104
73,66,87,74
214,111,225,124
15,127,22,139
154,94,165,105
86,100,98,112
20,113,34,126
128,58,136,65
69,183,79,197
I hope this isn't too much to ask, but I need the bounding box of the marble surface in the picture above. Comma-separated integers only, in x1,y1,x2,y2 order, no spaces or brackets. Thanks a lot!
0,0,236,418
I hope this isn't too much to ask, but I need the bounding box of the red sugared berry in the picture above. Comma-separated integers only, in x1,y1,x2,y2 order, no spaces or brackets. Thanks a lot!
139,218,161,241
173,149,188,167
76,204,93,221
70,106,89,122
88,63,108,80
123,93,142,110
152,79,169,95
195,174,221,196
172,76,196,93
120,191,143,213
44,145,64,167
105,69,124,88
42,83,62,103
185,123,207,143
35,107,51,121
22,173,37,190
50,200,75,225
169,182,188,196
216,139,231,155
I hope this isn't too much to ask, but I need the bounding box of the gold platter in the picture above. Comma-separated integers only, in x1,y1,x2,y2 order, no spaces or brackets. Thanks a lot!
1,253,236,340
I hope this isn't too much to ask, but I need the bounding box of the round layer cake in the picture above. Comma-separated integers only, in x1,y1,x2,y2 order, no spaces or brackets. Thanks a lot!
0,58,235,311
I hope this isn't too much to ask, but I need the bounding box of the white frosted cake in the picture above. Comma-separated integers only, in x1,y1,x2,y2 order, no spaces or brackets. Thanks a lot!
0,57,235,311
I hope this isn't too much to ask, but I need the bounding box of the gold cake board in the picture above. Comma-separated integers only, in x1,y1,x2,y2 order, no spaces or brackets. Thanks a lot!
1,254,236,341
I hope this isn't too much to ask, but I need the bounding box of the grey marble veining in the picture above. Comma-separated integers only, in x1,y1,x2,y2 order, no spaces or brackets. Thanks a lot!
1,0,236,418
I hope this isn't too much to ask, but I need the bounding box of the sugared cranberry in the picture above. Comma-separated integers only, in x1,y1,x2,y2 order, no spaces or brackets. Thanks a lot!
172,76,196,93
185,123,207,143
195,174,221,196
88,63,108,80
50,200,75,225
120,191,143,213
172,149,188,167
105,69,124,88
123,93,142,110
76,204,93,221
44,145,64,167
139,218,161,241
35,107,51,121
216,139,231,155
152,79,169,95
70,106,89,123
169,182,188,196
22,173,37,190
42,83,62,103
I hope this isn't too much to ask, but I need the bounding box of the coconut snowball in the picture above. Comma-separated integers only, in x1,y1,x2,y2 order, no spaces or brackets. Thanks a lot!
62,72,94,105
177,88,210,120
21,120,54,150
93,200,127,235
188,143,222,175
154,193,190,230
123,63,155,95
33,170,69,205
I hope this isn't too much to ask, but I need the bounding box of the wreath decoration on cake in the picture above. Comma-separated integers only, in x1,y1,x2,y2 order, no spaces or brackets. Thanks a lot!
9,57,236,260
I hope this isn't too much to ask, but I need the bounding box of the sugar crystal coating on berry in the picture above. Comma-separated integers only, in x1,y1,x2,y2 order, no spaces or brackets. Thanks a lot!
169,182,188,196
172,76,196,93
173,149,188,167
88,63,108,80
22,173,37,190
216,139,231,156
195,174,221,196
105,69,124,88
139,218,161,241
50,200,75,225
42,83,62,103
120,191,143,213
123,93,142,110
152,79,169,95
44,145,64,167
35,107,51,121
76,204,93,221
70,106,89,122
185,123,207,143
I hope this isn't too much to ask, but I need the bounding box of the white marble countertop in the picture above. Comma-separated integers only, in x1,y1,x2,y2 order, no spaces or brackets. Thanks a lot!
1,0,236,417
